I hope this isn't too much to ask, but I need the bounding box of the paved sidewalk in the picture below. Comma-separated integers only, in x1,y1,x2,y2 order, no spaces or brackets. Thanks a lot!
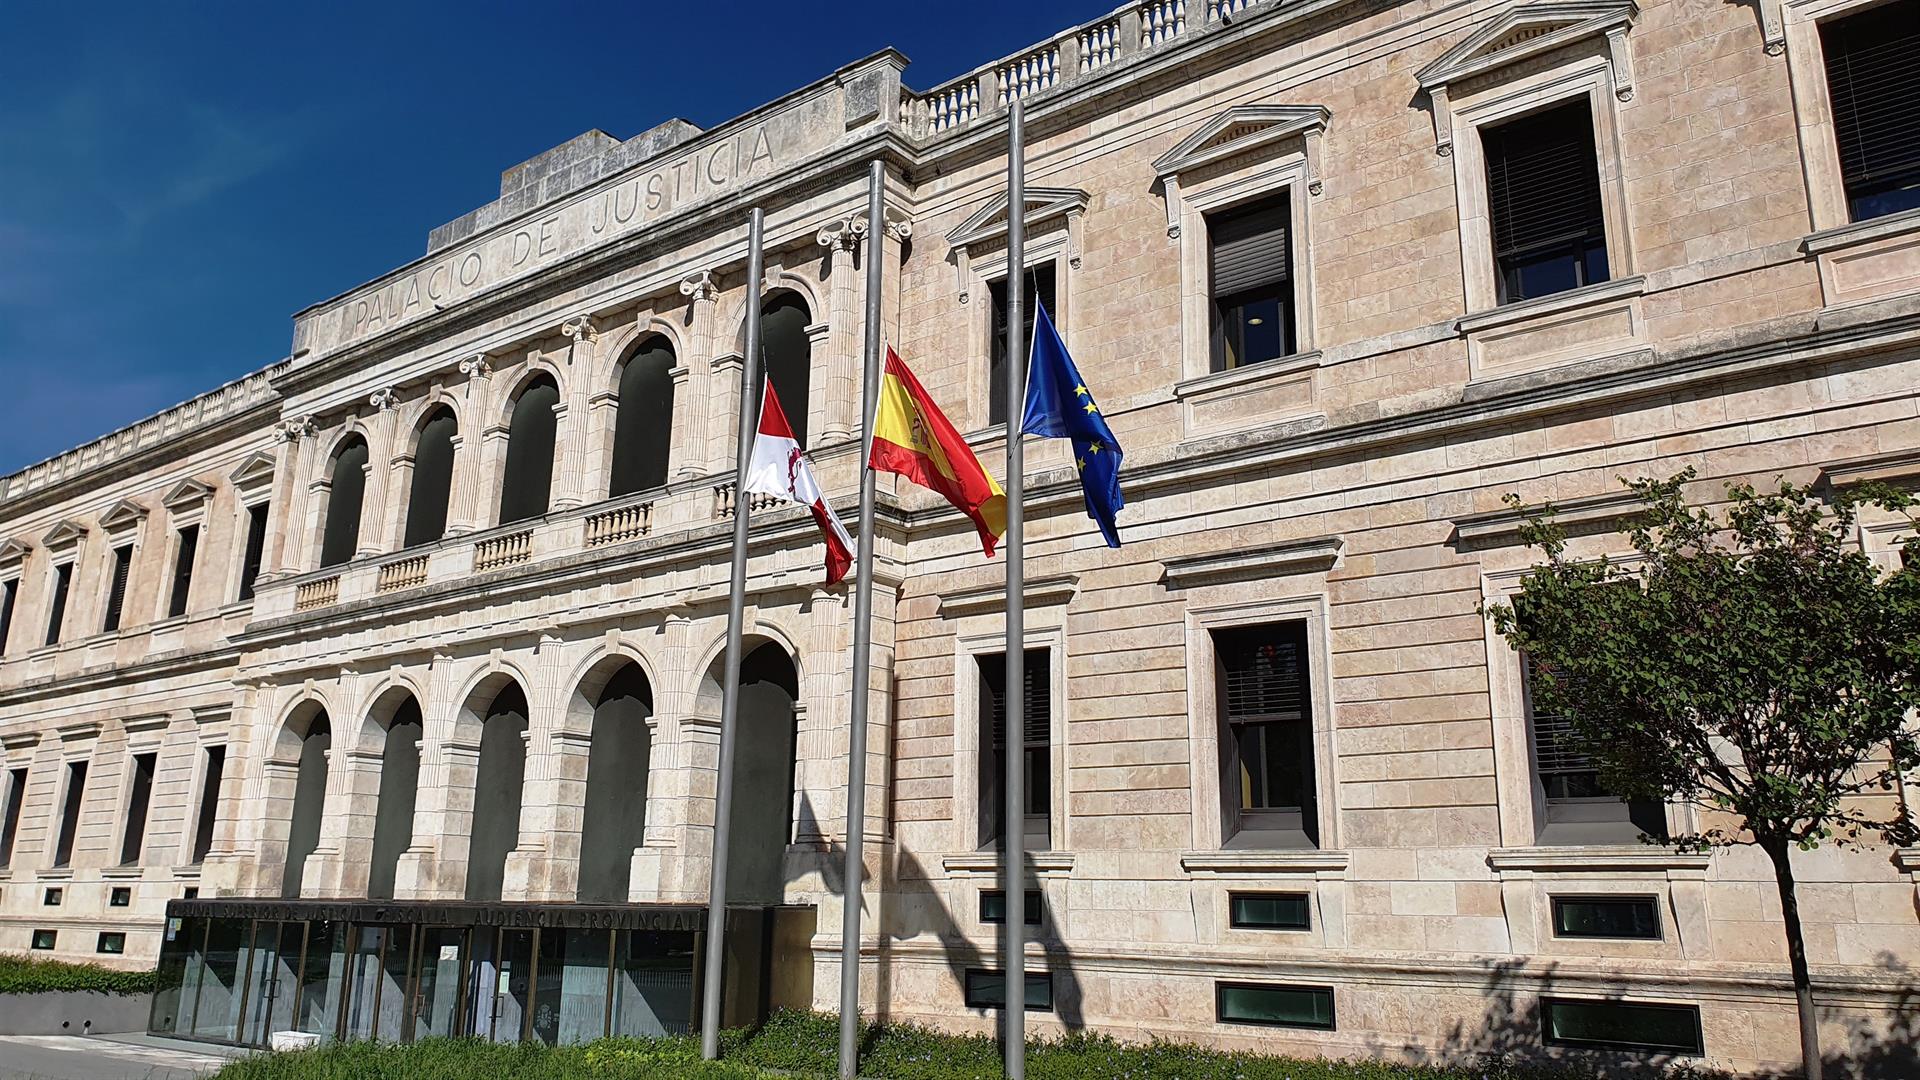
0,1034,245,1080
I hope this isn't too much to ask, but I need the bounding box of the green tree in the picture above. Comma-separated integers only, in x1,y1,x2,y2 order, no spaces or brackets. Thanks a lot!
1484,472,1920,1079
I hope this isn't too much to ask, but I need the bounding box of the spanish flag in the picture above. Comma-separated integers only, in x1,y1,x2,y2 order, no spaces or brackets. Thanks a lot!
870,347,1007,555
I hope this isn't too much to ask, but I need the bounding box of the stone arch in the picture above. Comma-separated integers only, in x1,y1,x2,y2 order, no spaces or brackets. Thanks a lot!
568,654,656,903
402,404,459,547
459,674,532,902
276,701,333,898
355,683,425,900
498,370,562,525
491,361,568,431
690,619,807,719
697,634,802,906
317,430,372,568
609,333,677,497
595,310,687,388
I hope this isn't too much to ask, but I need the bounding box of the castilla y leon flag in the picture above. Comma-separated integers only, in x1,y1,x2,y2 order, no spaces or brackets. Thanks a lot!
743,379,854,585
870,347,1008,555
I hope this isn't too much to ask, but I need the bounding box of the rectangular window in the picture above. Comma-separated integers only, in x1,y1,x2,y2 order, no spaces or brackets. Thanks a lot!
53,760,87,868
191,745,225,864
0,576,15,654
44,886,63,906
1208,194,1295,371
1229,892,1312,931
987,264,1058,426
1542,998,1703,1055
238,503,270,602
110,886,132,907
1521,652,1667,842
1551,895,1661,940
0,766,26,866
46,561,73,646
1216,982,1336,1030
96,932,126,955
1483,98,1610,304
168,524,199,618
102,544,133,633
31,929,56,950
1214,621,1318,847
963,969,1053,1012
980,889,1043,926
977,649,1051,849
1821,1,1920,221
120,752,157,866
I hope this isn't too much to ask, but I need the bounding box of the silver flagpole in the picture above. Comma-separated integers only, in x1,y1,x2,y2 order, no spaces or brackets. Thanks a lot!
1002,98,1027,1080
837,159,887,1080
701,205,767,1061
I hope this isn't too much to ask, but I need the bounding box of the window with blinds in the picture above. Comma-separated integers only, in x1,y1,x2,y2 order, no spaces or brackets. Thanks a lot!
1213,621,1318,846
1821,0,1920,221
102,545,133,633
1520,650,1667,842
988,265,1057,426
977,649,1051,848
45,562,73,646
120,752,156,866
53,760,87,868
1483,98,1611,304
1208,195,1295,371
237,503,269,602
168,525,198,619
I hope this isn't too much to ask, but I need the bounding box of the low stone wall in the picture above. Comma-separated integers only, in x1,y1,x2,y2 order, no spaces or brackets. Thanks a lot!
0,991,152,1035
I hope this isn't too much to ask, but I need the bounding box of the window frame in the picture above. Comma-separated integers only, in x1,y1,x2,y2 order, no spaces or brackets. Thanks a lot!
95,931,127,955
0,764,28,868
115,747,161,868
979,888,1045,927
1182,170,1316,381
1227,891,1313,931
1214,981,1336,1030
962,968,1054,1013
1549,894,1663,940
973,646,1055,853
953,625,1068,855
166,522,200,620
1540,996,1704,1055
968,244,1073,435
49,755,91,869
0,574,17,656
1784,0,1920,230
235,500,271,603
44,557,75,647
31,929,56,950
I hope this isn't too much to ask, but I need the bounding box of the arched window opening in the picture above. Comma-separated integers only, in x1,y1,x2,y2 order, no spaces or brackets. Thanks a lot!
726,642,800,906
404,409,458,547
499,375,559,525
465,683,529,902
320,437,369,568
757,293,812,448
609,339,676,498
367,697,423,900
577,665,654,903
281,712,332,898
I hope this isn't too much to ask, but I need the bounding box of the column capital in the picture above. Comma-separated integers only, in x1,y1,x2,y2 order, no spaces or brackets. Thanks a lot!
815,217,862,253
278,415,316,443
679,270,719,303
561,315,600,346
458,354,492,380
368,387,399,412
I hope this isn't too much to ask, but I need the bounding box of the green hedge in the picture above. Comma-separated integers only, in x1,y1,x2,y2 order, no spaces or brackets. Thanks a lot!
0,954,156,996
212,1010,1730,1080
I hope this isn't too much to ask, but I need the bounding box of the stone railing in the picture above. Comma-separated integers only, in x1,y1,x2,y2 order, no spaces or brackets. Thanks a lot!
712,483,782,520
376,554,430,594
902,0,1259,137
585,500,653,547
474,529,534,572
0,360,289,506
294,575,340,612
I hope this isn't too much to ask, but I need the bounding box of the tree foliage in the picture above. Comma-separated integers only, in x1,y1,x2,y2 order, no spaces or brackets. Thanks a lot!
1484,470,1920,852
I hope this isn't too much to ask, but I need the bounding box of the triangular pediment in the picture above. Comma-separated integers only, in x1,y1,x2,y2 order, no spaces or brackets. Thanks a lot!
0,537,29,568
946,187,1090,249
1152,105,1331,179
42,519,87,550
1417,1,1638,90
228,450,276,491
97,498,150,535
161,478,214,511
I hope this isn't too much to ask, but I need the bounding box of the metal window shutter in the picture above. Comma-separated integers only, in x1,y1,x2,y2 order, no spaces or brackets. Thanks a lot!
105,547,132,627
1218,624,1310,725
1484,101,1607,258
1208,198,1290,297
987,654,1049,748
1823,4,1920,197
1524,656,1594,776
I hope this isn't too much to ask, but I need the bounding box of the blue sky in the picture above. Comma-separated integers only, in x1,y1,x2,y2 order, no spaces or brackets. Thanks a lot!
0,0,1107,475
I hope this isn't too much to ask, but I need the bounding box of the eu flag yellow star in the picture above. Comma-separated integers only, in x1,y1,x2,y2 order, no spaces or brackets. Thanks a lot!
1083,401,1099,414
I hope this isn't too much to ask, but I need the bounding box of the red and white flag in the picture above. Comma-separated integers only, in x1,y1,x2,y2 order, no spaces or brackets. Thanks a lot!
743,379,854,585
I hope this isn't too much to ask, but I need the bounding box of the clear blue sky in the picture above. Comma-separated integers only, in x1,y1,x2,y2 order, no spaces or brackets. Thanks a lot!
0,0,1109,475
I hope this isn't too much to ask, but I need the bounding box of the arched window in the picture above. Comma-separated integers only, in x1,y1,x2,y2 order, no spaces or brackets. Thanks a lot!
282,712,331,898
367,697,423,900
609,338,675,497
404,409,457,547
726,642,800,906
499,375,559,525
577,664,653,903
320,436,369,568
465,683,529,902
758,293,812,447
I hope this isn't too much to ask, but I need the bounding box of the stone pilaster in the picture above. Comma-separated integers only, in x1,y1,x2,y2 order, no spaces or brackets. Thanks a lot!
555,317,599,510
816,219,862,443
677,273,718,481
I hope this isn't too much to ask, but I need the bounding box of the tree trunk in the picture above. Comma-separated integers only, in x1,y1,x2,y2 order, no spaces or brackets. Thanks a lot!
1761,835,1823,1079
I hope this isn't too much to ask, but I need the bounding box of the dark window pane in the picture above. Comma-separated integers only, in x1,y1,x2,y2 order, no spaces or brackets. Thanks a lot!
988,265,1057,426
321,438,369,567
1483,99,1610,303
32,929,55,950
756,294,814,447
121,752,157,865
168,525,199,618
103,545,133,632
0,767,27,866
44,887,62,905
1208,195,1294,371
1216,982,1335,1029
980,889,1043,925
97,932,126,955
238,503,270,602
1543,998,1703,1055
192,746,225,864
0,577,15,653
1229,892,1311,930
963,969,1053,1012
405,410,458,547
500,378,560,525
110,886,131,907
977,649,1051,846
1215,623,1316,821
1822,2,1920,221
53,760,87,868
1552,896,1661,939
610,339,676,497
46,562,72,645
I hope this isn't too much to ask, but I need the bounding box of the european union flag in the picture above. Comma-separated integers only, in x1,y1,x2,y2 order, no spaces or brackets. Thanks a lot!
1020,301,1125,547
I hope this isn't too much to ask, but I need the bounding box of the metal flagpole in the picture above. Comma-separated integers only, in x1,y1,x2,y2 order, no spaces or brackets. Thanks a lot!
701,205,767,1061
837,159,887,1080
1001,98,1027,1080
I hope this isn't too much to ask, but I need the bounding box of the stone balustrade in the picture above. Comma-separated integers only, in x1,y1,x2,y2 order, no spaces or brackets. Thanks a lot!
997,44,1061,107
712,483,781,520
585,499,653,547
1079,20,1124,73
294,576,340,612
473,529,534,572
376,554,429,594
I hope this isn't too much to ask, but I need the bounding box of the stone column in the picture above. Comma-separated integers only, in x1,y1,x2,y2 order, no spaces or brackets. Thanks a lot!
878,207,912,357
555,318,599,511
585,389,619,503
357,389,399,558
307,746,382,898
394,653,470,900
708,353,746,477
476,426,512,531
631,609,692,902
269,417,315,573
300,476,331,571
816,218,861,443
676,273,718,482
503,636,566,901
371,388,414,549
447,357,491,535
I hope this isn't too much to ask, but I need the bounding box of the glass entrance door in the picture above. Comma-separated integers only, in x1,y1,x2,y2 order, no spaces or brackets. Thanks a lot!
341,925,413,1042
468,928,535,1042
241,922,304,1046
410,927,467,1041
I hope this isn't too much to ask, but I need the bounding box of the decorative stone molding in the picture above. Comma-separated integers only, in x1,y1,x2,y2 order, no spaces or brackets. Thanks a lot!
937,572,1079,619
0,537,29,572
457,355,492,381
228,451,276,494
42,519,87,553
941,851,1075,875
1163,536,1342,588
1754,0,1786,54
946,187,1090,303
1179,849,1351,874
561,315,599,348
367,387,399,412
1486,846,1711,873
1452,489,1646,548
815,217,862,252
1415,1,1640,154
884,205,913,242
160,479,214,514
1821,446,1920,490
97,498,150,539
679,270,718,303
1152,105,1332,237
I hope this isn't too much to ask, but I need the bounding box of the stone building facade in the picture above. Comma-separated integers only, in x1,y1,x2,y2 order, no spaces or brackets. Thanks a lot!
2,0,1918,1071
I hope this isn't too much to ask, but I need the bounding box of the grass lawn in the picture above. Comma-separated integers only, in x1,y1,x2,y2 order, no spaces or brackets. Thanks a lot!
208,1009,1727,1080
0,953,156,995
